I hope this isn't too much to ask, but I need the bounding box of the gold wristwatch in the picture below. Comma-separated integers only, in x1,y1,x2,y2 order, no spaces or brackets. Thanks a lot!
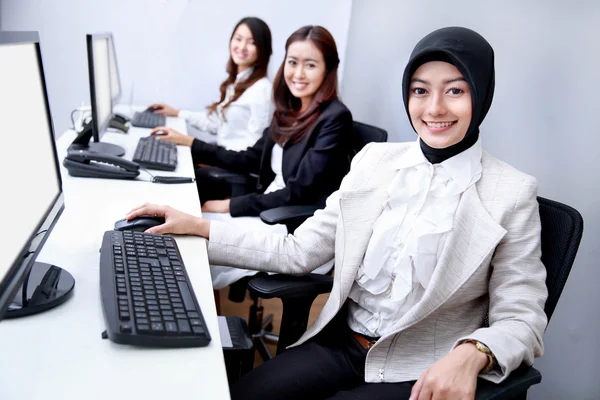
461,339,497,373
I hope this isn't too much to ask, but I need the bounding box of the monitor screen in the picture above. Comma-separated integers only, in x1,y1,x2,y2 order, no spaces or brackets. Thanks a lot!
0,32,64,319
107,34,121,102
87,33,113,143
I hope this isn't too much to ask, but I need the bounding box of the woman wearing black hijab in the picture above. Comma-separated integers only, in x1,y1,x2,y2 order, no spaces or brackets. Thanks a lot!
127,27,547,400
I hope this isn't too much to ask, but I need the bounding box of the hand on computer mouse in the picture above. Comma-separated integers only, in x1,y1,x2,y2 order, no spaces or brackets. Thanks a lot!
126,203,210,237
150,127,194,147
146,103,179,117
114,215,165,232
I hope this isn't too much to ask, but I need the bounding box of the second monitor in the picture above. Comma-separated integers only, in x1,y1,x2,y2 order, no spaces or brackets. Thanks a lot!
69,33,126,157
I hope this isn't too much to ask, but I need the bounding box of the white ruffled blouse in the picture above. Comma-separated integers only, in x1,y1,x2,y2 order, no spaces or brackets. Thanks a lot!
178,67,273,151
347,138,483,338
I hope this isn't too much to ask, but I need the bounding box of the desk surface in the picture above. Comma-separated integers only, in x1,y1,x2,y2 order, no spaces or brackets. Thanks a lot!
0,114,231,399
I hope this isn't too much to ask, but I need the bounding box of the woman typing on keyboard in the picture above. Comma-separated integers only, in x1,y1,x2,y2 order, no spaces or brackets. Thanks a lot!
144,25,353,292
147,16,273,151
127,27,547,400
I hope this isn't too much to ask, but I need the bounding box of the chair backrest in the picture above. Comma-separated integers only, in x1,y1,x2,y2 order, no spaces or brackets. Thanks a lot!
351,121,388,156
537,196,583,322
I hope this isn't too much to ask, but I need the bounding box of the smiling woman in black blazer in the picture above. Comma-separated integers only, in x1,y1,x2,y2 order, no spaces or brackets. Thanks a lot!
150,25,353,289
190,97,352,216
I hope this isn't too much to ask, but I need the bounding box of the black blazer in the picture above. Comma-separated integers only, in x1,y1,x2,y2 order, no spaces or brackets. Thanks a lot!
190,99,353,217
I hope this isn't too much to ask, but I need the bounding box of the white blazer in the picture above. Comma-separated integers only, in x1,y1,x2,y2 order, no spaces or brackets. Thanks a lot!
208,142,548,384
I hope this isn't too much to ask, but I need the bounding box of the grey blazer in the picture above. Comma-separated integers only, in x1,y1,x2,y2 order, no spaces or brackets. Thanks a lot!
208,142,548,384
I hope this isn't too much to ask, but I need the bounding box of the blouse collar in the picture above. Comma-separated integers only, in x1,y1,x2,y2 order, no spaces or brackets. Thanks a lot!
396,137,483,190
235,67,254,83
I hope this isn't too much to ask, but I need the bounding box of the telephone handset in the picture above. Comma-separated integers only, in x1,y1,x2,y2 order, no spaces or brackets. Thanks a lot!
63,150,140,180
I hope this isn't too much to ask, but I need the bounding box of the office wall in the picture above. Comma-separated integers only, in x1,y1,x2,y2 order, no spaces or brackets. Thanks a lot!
0,0,352,137
342,0,600,398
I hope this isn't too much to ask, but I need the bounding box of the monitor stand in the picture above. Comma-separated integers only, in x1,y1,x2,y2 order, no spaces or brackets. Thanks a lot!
86,142,126,156
4,262,75,318
68,118,126,157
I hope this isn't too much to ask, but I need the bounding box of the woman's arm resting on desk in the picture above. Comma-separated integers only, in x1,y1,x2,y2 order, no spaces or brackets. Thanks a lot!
128,143,372,276
126,204,210,237
208,142,373,275
148,103,180,117
150,127,194,147
179,109,219,134
190,134,264,173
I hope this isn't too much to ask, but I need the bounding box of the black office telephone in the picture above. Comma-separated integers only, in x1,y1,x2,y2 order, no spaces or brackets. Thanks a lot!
63,149,140,180
109,114,130,133
113,113,130,124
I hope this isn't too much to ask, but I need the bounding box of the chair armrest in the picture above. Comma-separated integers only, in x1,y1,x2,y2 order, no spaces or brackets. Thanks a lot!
247,274,333,299
260,205,320,225
205,166,251,185
475,365,542,400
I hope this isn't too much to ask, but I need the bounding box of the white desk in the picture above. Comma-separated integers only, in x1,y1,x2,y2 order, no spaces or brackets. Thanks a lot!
0,115,231,399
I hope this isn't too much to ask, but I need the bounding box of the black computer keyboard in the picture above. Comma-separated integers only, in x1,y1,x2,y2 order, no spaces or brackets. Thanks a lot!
133,136,178,171
99,230,211,348
131,111,166,128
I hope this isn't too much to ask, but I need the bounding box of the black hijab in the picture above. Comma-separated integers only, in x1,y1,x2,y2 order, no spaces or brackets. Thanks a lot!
402,27,495,164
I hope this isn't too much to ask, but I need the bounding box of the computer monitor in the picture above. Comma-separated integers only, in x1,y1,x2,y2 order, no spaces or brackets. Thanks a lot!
107,33,122,103
69,33,125,157
0,31,75,320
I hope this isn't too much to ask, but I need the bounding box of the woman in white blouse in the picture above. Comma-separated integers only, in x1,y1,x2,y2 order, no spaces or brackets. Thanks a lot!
147,17,273,151
127,27,548,400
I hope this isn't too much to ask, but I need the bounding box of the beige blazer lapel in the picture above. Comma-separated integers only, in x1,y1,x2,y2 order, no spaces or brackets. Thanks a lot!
337,189,389,300
388,184,507,334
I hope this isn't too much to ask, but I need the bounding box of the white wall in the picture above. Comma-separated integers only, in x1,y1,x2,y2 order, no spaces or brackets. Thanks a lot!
342,0,600,398
0,0,352,137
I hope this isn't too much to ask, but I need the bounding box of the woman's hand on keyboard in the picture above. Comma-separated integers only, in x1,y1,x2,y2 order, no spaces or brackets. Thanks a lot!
150,127,194,147
147,103,179,116
126,203,210,238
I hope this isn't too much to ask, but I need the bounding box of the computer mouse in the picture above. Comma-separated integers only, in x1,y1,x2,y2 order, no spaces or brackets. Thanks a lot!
146,106,161,113
153,130,168,136
114,216,166,232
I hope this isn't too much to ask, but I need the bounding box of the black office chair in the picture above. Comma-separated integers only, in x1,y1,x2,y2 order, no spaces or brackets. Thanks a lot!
248,196,584,399
201,166,258,199
235,121,388,363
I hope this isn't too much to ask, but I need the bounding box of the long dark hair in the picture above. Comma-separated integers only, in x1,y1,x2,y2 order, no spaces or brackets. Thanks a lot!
207,17,272,116
270,25,339,145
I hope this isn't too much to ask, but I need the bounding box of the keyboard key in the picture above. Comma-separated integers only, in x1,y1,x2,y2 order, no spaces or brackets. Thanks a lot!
151,322,165,334
177,319,191,334
192,326,205,336
165,322,178,334
177,281,197,311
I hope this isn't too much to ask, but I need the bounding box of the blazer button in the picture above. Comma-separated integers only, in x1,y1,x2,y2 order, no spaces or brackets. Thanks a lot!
257,184,263,190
